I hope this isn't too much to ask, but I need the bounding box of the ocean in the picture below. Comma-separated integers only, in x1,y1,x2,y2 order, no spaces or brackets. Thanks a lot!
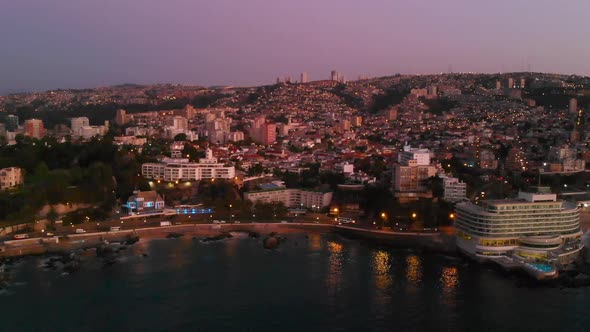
1,232,588,332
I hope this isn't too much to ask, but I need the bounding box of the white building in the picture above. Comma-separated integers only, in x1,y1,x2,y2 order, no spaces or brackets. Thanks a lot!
226,131,245,142
442,176,467,202
80,124,108,139
244,187,333,209
0,167,24,190
399,145,431,166
113,136,147,147
455,189,583,266
335,162,354,174
142,148,235,181
70,117,89,137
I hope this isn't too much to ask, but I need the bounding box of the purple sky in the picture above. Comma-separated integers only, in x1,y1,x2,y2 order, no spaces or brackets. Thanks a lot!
1,0,589,94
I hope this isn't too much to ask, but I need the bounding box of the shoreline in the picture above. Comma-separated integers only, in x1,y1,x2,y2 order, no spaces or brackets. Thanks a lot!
0,223,455,258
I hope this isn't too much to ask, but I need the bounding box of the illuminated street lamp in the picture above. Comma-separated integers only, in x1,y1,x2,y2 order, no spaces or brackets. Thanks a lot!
411,212,417,219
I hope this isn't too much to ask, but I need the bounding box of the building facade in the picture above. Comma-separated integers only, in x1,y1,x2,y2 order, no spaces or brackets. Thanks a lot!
443,176,467,202
24,119,45,138
70,117,90,137
244,188,333,209
455,190,584,265
142,148,235,181
0,167,24,190
125,190,165,215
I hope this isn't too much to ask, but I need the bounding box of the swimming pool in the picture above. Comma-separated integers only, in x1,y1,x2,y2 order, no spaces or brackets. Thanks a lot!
530,263,554,272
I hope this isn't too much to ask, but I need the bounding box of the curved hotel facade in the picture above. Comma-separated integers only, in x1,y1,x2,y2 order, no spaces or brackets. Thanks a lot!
455,190,584,266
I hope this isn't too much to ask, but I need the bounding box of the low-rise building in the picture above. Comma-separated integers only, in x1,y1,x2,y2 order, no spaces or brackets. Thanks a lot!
442,176,467,202
125,190,165,215
0,167,24,190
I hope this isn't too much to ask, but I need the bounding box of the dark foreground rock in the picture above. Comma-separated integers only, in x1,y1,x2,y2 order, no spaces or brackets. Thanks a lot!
560,271,590,288
96,244,115,258
125,235,140,245
263,236,280,249
63,260,81,273
201,233,232,243
166,233,184,239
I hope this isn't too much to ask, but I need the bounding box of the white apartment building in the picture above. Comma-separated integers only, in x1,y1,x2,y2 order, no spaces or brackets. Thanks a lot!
142,148,235,181
0,167,24,190
399,145,431,166
70,117,89,137
244,188,333,209
442,176,467,202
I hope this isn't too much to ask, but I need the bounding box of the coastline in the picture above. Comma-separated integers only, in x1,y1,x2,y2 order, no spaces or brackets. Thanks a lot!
0,223,456,258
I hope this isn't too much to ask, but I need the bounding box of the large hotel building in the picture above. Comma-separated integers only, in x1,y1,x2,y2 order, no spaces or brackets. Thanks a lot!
142,148,235,181
455,189,584,266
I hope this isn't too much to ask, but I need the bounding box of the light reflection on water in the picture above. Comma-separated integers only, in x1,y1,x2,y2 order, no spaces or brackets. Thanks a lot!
373,250,393,290
326,241,344,292
406,254,423,286
308,233,322,251
440,266,459,307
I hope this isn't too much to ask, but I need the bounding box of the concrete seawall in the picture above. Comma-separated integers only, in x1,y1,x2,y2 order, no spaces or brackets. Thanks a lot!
0,223,455,257
333,225,457,254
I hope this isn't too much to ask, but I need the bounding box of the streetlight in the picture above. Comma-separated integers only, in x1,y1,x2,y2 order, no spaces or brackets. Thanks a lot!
411,212,417,219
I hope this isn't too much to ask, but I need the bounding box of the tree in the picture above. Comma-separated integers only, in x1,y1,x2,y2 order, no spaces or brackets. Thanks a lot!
174,133,187,141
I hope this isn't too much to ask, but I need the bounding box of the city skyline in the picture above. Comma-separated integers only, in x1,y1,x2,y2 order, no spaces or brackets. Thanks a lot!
2,0,590,94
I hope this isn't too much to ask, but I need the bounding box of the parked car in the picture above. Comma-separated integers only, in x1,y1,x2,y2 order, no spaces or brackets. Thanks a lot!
75,229,86,234
13,234,29,239
109,226,121,231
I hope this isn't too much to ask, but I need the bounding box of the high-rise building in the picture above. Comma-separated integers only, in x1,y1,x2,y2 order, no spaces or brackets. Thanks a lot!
330,70,339,81
115,109,128,126
351,116,362,127
205,110,231,144
300,72,308,84
427,85,438,96
393,145,436,201
70,117,90,137
569,98,578,114
507,77,515,89
249,117,276,145
169,116,188,131
24,119,45,138
5,115,19,131
505,147,528,171
520,78,526,88
495,81,502,90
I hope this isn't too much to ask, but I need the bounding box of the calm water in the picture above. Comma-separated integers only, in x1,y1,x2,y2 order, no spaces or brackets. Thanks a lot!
1,233,589,332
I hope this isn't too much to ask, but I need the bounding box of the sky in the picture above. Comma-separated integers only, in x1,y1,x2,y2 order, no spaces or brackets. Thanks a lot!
1,0,589,94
